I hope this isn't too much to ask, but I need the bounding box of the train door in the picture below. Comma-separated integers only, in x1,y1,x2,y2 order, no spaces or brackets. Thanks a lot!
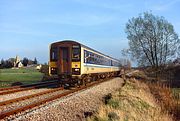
59,47,71,74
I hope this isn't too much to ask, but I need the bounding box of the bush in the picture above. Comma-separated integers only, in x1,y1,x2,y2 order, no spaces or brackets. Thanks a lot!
108,112,120,121
103,93,112,104
40,65,49,76
107,99,119,109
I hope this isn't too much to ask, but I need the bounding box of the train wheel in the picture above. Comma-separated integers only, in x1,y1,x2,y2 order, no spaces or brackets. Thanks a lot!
83,78,87,86
79,78,85,86
77,79,82,87
100,74,105,79
87,76,92,83
92,76,97,81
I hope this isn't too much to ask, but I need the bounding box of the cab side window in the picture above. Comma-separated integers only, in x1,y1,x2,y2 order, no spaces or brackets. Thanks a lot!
51,47,58,61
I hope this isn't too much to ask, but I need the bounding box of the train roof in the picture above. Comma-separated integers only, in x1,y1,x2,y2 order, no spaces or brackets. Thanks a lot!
51,40,120,62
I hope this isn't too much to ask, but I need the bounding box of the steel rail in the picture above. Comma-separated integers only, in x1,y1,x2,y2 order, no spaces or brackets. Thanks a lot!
0,80,58,91
0,86,20,91
0,81,59,95
0,79,105,119
0,87,64,106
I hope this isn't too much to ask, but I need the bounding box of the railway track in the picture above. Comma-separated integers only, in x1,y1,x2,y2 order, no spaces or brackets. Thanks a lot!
0,78,108,119
0,87,64,106
0,80,59,95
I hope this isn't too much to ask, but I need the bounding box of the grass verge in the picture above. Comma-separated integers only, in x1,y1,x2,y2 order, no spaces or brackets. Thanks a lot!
87,78,174,121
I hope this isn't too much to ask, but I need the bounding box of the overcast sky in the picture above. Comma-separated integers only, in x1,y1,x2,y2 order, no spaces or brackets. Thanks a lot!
0,0,180,64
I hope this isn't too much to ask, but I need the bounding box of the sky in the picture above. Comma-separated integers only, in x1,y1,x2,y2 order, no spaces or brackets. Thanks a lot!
0,0,180,64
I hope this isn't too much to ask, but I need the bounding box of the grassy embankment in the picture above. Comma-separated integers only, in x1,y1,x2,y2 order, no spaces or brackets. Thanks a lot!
0,67,44,88
87,71,179,121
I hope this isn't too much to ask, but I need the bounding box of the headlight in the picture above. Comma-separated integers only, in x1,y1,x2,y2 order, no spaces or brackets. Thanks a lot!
75,68,79,71
51,68,57,74
72,68,80,75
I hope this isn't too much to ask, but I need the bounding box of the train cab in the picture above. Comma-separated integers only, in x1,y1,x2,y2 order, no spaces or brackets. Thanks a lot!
49,41,81,79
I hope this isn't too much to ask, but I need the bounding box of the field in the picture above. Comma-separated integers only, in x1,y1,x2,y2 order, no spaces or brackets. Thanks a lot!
0,67,44,88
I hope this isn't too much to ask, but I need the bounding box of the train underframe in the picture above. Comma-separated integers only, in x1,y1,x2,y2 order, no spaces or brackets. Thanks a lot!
58,71,120,87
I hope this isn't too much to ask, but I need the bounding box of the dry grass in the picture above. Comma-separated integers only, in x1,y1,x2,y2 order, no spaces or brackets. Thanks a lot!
148,82,180,121
87,78,173,121
129,70,148,80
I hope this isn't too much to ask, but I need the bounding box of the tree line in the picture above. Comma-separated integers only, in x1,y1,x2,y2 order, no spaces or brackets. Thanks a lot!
0,57,38,69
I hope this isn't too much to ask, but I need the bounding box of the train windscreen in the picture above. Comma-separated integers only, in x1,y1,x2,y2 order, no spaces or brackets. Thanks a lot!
72,45,80,61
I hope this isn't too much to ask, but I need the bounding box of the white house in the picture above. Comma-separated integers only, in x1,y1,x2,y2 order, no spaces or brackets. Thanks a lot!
36,64,42,70
16,62,23,68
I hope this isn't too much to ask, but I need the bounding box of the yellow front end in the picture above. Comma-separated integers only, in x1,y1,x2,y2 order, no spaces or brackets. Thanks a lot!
49,61,58,75
71,62,81,76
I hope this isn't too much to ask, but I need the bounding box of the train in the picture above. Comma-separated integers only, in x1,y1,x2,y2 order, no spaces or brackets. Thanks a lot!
49,40,121,86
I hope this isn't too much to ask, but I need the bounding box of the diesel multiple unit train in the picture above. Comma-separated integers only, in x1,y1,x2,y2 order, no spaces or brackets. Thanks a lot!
49,40,121,86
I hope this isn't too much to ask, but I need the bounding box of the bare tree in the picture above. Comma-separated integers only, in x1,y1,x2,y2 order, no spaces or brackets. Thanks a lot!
120,58,131,69
124,12,180,70
178,46,180,57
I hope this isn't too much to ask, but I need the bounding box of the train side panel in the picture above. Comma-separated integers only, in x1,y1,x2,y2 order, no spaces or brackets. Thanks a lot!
81,46,120,75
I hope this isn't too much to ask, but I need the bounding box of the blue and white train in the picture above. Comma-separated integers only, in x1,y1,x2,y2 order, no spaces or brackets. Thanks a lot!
49,40,121,85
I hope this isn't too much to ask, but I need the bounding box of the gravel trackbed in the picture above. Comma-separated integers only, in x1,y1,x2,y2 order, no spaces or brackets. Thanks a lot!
4,77,124,121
